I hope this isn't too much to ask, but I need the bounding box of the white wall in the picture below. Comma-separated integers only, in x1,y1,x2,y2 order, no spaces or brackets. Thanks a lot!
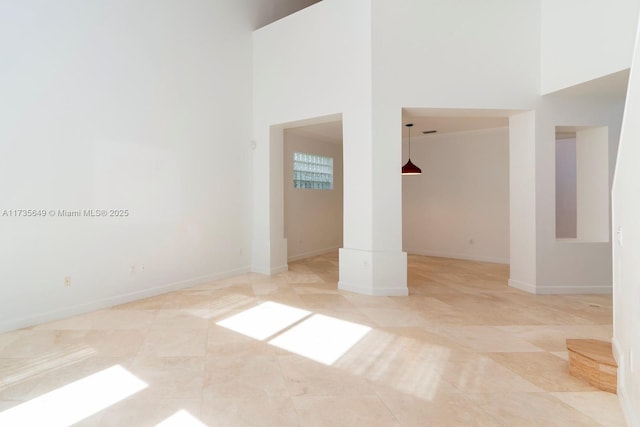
0,0,259,332
252,0,373,276
541,0,640,94
253,0,410,296
509,112,538,291
372,0,540,110
403,128,510,264
284,131,343,261
534,94,625,293
555,138,577,238
576,127,610,242
612,10,640,425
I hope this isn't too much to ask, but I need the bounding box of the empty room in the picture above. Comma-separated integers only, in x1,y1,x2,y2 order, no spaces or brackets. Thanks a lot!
1,0,639,426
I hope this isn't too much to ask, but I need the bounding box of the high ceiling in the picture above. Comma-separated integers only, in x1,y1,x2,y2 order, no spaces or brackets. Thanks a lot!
272,2,629,144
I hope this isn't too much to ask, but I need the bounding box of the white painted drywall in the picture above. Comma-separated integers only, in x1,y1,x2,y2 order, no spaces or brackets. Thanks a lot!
509,112,538,292
555,138,577,239
0,0,258,332
283,131,343,261
576,127,610,242
372,0,541,109
402,128,510,264
534,94,625,293
253,0,408,295
612,10,640,424
541,0,640,94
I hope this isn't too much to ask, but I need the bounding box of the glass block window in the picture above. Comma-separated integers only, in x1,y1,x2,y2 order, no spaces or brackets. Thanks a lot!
293,152,333,190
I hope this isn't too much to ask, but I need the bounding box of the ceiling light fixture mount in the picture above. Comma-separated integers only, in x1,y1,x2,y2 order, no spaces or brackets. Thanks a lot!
402,123,422,175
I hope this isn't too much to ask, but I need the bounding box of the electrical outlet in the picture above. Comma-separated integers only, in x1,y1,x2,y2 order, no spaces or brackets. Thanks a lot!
130,265,136,274
64,276,71,287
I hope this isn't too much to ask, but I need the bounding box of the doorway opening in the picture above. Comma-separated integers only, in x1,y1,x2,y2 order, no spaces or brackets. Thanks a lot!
283,119,344,262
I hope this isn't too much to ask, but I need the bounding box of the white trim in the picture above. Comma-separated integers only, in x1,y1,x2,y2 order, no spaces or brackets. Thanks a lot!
508,279,537,293
533,285,612,295
509,279,613,295
0,266,250,334
612,336,622,365
508,279,612,295
613,337,640,427
288,246,339,262
406,249,509,265
338,281,409,296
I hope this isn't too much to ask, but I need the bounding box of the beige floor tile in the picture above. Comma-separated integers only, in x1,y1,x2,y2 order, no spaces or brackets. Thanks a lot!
496,324,614,351
488,351,599,392
203,355,288,399
442,355,543,393
551,391,626,426
85,398,202,427
357,307,433,328
436,325,546,353
374,384,498,427
139,328,207,357
128,356,205,400
0,329,89,358
0,252,623,426
207,324,277,358
278,354,377,397
292,395,401,427
81,309,157,330
151,309,211,329
82,330,145,357
200,397,299,427
0,356,131,401
463,392,603,426
296,294,356,310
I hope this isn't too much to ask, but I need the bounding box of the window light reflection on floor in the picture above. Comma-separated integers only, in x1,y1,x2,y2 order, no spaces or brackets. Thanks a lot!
269,314,371,365
216,302,372,365
0,365,147,427
0,346,96,392
155,410,207,427
216,301,311,340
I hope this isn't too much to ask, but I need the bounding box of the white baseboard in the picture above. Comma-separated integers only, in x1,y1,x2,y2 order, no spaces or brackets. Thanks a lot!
508,279,612,295
533,284,612,295
613,336,640,427
288,246,339,262
508,279,536,294
405,249,509,265
0,265,250,334
338,281,409,296
612,336,622,365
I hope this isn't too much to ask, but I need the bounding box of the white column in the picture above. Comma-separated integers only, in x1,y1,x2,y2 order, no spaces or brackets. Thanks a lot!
338,106,407,296
508,111,537,293
251,124,288,275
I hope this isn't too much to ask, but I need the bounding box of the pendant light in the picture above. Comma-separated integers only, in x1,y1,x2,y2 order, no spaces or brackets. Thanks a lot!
402,123,422,175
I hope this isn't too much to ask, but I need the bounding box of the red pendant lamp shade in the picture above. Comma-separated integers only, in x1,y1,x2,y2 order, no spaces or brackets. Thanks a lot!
402,123,422,175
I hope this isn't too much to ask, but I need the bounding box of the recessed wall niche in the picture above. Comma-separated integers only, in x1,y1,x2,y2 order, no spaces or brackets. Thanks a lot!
555,126,609,242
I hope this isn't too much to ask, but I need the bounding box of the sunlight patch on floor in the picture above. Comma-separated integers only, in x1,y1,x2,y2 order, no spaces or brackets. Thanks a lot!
0,365,147,427
334,329,451,400
216,301,371,365
269,314,371,365
216,301,311,340
155,410,207,427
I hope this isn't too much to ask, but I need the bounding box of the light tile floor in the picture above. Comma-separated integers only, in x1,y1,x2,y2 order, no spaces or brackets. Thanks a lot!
0,253,626,426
